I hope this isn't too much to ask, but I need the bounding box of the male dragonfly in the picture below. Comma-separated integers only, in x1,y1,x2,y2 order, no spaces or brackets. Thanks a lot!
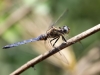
3,9,70,49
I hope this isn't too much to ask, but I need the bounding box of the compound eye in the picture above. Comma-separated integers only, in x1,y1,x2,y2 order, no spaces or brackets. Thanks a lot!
63,27,67,33
64,26,67,29
63,26,70,33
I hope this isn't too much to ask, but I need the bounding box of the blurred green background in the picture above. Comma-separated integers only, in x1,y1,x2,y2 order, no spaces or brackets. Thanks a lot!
0,0,100,75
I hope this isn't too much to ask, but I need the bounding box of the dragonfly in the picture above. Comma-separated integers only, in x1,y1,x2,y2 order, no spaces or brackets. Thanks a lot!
2,9,70,49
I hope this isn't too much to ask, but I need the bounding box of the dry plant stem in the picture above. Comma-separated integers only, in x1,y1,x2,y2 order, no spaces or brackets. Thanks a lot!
10,24,100,75
0,6,31,35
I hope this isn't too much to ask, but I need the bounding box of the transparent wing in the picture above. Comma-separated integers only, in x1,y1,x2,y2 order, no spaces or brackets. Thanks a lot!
47,9,68,30
44,38,69,64
3,35,42,49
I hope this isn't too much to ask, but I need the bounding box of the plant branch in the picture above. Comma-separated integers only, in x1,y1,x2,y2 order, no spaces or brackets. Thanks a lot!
10,24,100,75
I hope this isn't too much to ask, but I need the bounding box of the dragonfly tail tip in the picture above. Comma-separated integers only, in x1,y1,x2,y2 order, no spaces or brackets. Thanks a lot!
2,46,10,49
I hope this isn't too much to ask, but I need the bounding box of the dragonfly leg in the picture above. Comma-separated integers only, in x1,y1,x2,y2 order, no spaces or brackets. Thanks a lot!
53,37,60,47
62,35,67,42
50,38,57,46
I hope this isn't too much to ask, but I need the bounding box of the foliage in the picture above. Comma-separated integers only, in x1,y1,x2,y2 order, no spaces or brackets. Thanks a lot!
0,0,100,75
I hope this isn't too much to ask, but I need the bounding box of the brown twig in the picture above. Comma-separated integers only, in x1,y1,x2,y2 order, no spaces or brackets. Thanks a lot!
10,24,100,75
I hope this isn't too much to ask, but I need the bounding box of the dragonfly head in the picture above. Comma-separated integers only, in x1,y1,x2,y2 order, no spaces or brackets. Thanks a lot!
62,26,70,34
